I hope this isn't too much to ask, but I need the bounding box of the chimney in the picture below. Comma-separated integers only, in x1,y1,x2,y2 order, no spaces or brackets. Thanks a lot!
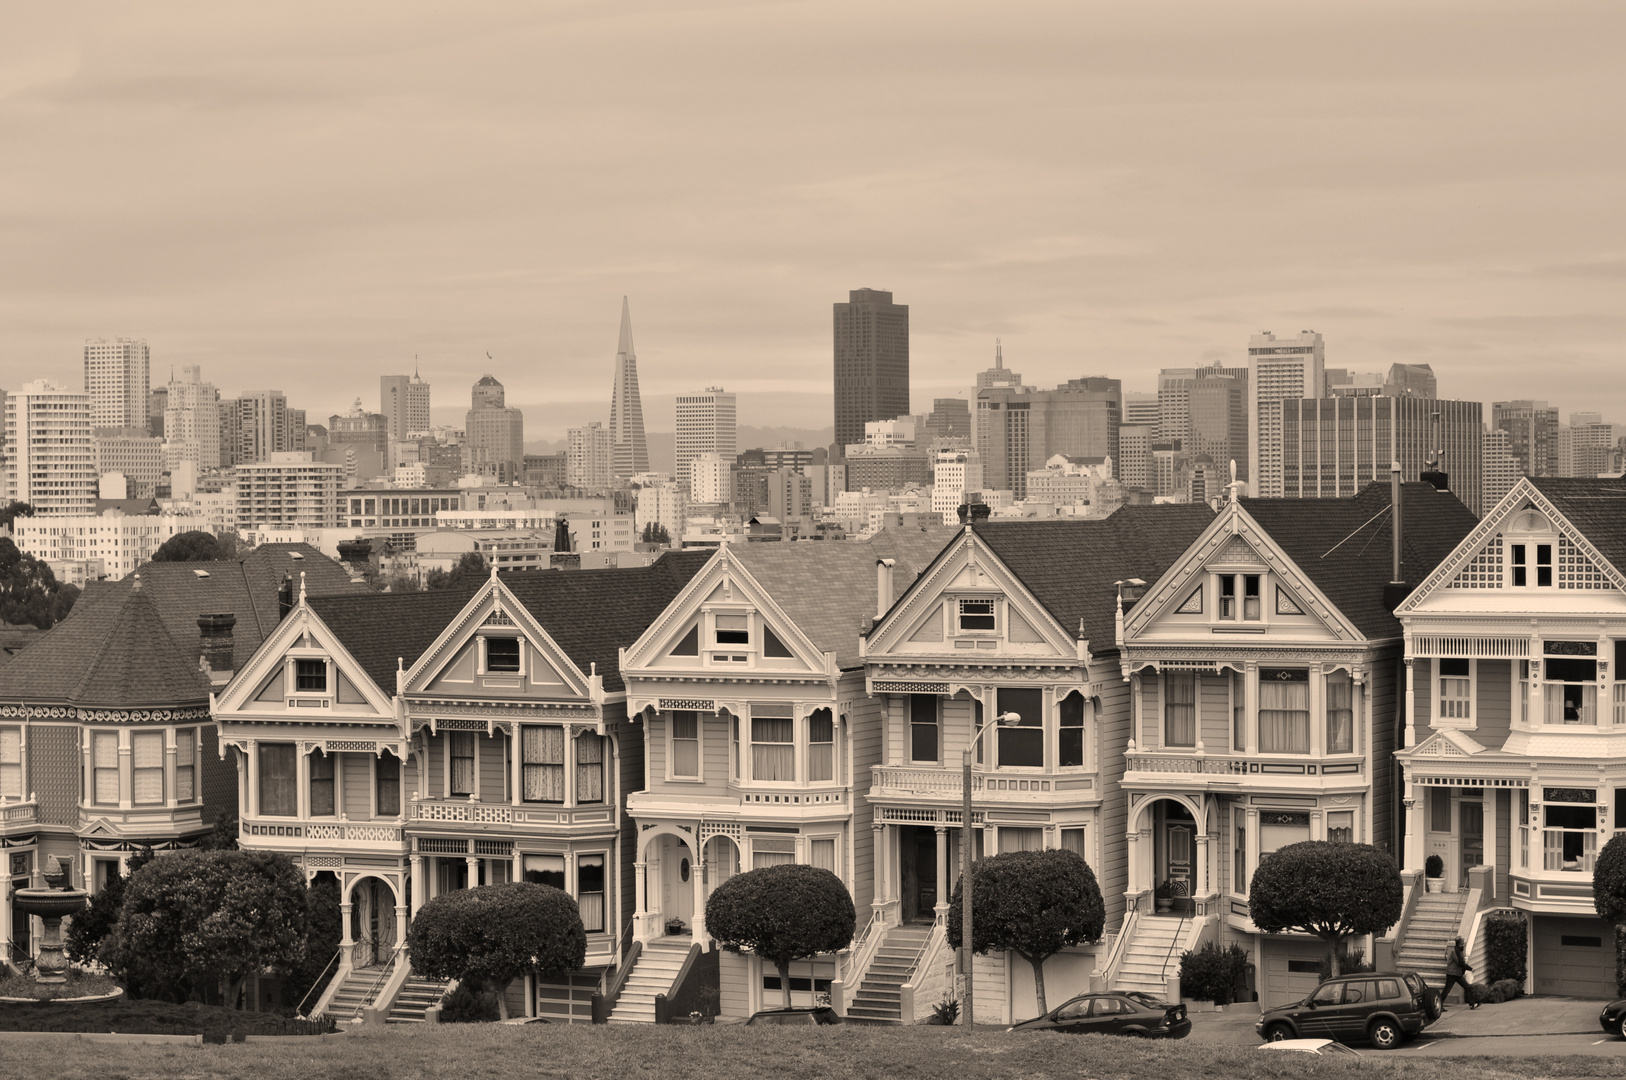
956,501,992,525
277,573,295,620
198,613,236,675
1383,461,1409,612
337,537,372,584
1420,410,1449,492
875,559,896,620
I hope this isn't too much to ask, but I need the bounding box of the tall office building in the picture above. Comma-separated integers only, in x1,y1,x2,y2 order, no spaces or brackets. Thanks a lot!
833,288,909,450
1482,428,1522,515
1247,330,1325,497
465,375,525,476
1384,363,1437,399
608,298,650,479
164,365,222,472
931,449,984,525
83,338,150,432
1117,425,1153,490
675,387,737,489
1280,396,1484,515
1556,421,1620,478
1157,364,1248,443
975,340,1024,391
976,377,1122,497
1492,400,1559,478
924,398,972,446
4,381,97,515
1187,373,1249,481
381,370,432,441
567,421,614,493
94,428,165,498
1123,392,1160,429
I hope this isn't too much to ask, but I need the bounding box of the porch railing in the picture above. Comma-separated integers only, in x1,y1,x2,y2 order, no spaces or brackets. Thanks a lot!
411,799,514,824
1542,828,1597,872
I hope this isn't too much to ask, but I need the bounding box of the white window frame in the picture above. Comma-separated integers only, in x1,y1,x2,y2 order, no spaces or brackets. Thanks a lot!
667,710,704,782
447,730,479,798
1435,658,1476,727
285,650,332,708
373,751,403,818
746,705,797,784
131,730,165,807
954,596,999,636
478,635,525,676
0,725,23,801
807,835,840,877
705,608,755,667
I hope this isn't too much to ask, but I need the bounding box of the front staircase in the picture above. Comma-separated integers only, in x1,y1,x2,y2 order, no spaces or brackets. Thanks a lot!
1111,916,1186,997
322,966,392,1021
1395,890,1469,997
847,923,934,1023
386,975,450,1023
607,938,692,1023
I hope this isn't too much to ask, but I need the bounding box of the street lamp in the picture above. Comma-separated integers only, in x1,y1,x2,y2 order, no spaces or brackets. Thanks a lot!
961,709,1022,1028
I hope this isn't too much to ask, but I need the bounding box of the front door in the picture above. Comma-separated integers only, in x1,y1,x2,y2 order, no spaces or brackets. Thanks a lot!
1166,824,1194,900
1459,799,1484,888
899,826,936,922
660,836,694,934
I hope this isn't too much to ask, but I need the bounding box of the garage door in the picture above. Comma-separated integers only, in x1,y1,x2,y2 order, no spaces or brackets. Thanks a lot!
1533,916,1615,999
1261,938,1326,1010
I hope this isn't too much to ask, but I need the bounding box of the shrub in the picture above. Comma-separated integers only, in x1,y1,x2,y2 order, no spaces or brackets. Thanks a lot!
928,993,960,1025
707,864,855,1009
439,982,501,1023
1317,944,1373,983
1179,942,1250,1004
1466,977,1523,1005
1425,854,1444,878
1483,910,1528,985
1618,926,1626,1000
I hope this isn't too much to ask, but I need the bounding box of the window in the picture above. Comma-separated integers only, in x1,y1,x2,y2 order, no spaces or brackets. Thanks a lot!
1219,575,1236,618
732,716,740,780
259,743,297,816
450,732,476,796
958,598,996,632
577,855,605,932
1326,671,1354,753
753,840,795,868
523,854,565,889
671,712,700,777
310,750,335,816
715,613,750,645
522,726,565,803
376,752,401,815
1234,822,1246,893
999,827,1043,852
1328,810,1354,843
1257,669,1309,754
1164,673,1196,748
485,636,520,673
810,837,837,874
0,727,19,799
576,733,605,803
1545,652,1599,724
1089,997,1125,1017
1243,574,1261,620
1061,827,1085,859
175,729,195,802
1439,659,1472,721
1510,543,1553,587
997,687,1044,767
910,694,939,763
92,731,119,805
751,713,795,781
808,711,834,783
1232,670,1246,750
1059,693,1085,767
295,658,327,693
1429,786,1451,832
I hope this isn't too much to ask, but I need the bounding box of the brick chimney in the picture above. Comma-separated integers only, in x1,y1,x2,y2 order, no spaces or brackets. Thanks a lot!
198,613,236,676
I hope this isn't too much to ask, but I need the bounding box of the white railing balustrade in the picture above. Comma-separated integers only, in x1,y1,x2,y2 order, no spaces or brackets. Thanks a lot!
1542,828,1597,872
410,800,514,824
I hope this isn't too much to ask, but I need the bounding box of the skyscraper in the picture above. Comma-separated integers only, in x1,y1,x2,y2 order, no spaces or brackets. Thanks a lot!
1157,363,1247,443
1280,396,1484,515
5,381,96,515
381,369,432,441
608,298,650,479
1482,428,1521,514
675,387,737,489
833,288,909,450
1122,392,1160,429
1491,400,1559,478
1187,374,1248,481
224,390,303,465
164,365,222,472
465,375,524,478
975,340,1023,391
83,338,150,432
1247,330,1325,497
567,421,614,493
976,378,1122,497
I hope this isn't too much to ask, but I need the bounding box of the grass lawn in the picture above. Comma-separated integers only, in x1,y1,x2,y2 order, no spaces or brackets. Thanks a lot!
5,1024,1626,1080
0,997,334,1037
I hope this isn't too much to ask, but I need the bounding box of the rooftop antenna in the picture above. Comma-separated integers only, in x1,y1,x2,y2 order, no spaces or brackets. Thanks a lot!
995,339,1003,370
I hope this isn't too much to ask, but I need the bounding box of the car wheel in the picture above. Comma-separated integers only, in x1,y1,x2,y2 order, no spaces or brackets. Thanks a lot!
1422,988,1442,1022
1616,1014,1626,1040
1368,1018,1401,1050
1264,1023,1294,1042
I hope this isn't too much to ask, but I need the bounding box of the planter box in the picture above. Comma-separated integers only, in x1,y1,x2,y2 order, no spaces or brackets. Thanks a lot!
1425,878,1445,893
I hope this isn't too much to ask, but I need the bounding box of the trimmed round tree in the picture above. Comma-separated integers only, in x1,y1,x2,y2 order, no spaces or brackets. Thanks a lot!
1249,841,1403,978
705,863,856,1008
405,882,586,1019
151,530,223,562
946,848,1104,1015
1593,834,1626,995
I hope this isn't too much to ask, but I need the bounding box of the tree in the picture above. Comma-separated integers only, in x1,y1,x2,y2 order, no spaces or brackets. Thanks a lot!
1249,841,1403,979
405,882,586,1019
102,849,311,1007
946,848,1104,1014
66,847,154,964
426,551,486,591
641,522,671,546
287,874,343,1010
384,571,421,593
705,863,855,1008
0,501,33,531
151,530,222,562
0,537,78,629
1596,835,1626,924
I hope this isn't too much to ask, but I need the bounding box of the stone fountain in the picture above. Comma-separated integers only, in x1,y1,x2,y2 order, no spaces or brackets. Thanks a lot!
12,856,89,984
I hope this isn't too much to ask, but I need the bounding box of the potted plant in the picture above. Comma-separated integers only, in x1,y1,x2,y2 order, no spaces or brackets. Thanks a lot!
1154,880,1173,914
665,917,687,936
1425,854,1445,892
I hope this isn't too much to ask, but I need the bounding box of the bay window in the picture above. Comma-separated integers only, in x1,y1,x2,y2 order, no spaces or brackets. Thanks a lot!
131,733,164,807
1438,659,1472,722
810,837,837,874
808,710,834,783
1234,822,1246,893
1543,788,1598,871
1326,671,1354,754
1164,673,1196,748
522,726,565,803
751,709,795,782
0,727,19,799
1544,647,1598,725
259,743,297,816
175,729,195,802
753,839,795,868
576,733,605,803
1328,810,1354,843
997,687,1043,767
310,750,335,816
999,827,1043,853
577,855,605,932
1258,669,1309,754
670,711,700,778
523,854,565,889
1059,692,1085,768
92,731,119,805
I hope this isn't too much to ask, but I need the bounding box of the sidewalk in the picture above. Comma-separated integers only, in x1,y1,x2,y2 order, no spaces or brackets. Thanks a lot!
1428,995,1609,1039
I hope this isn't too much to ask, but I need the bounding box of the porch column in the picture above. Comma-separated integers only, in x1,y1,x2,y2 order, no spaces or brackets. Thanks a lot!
1243,664,1258,754
0,873,11,958
465,855,479,889
633,859,649,943
1140,827,1155,900
1195,834,1209,899
394,905,409,955
1404,659,1416,748
409,854,424,918
1483,787,1498,898
296,749,310,820
692,843,707,944
871,824,887,911
339,898,354,957
1404,785,1426,872
934,825,949,918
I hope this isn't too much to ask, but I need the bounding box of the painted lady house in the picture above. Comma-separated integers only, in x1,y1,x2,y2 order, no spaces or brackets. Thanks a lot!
615,532,948,1022
1394,475,1626,999
860,507,1215,1024
1116,478,1474,1010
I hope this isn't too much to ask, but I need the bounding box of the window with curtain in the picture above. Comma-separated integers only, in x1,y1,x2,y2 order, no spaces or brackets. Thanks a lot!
997,687,1044,767
1232,670,1245,750
576,733,605,803
731,716,740,780
1258,669,1310,753
1234,823,1246,893
577,855,605,932
910,694,939,763
1243,574,1261,620
1438,659,1471,720
670,712,700,777
1164,673,1196,747
751,715,795,781
810,838,837,873
1061,827,1085,858
522,726,565,803
132,731,164,805
808,711,834,782
376,752,400,816
449,732,476,795
1059,692,1085,767
1326,671,1354,754
175,729,195,802
309,750,335,816
259,743,297,816
1219,575,1236,619
0,727,19,799
753,840,795,868
1328,810,1354,843
523,854,565,889
92,731,119,805
999,827,1043,853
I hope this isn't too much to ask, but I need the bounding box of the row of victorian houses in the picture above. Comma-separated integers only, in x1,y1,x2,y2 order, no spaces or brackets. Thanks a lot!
2,468,1623,1021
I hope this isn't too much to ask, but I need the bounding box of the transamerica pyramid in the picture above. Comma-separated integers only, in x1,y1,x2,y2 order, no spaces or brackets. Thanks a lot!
608,296,649,478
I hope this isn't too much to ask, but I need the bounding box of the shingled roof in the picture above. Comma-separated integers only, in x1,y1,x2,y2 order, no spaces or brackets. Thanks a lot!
1530,476,1626,575
968,504,1219,656
1240,481,1478,639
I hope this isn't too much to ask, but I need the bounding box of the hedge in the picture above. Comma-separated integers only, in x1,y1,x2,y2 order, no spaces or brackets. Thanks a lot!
1483,910,1527,986
1178,942,1250,1005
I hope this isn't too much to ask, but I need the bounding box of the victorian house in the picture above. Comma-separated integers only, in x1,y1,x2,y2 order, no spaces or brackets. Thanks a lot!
860,506,1216,1024
1394,475,1626,999
1117,481,1474,1010
616,531,947,1021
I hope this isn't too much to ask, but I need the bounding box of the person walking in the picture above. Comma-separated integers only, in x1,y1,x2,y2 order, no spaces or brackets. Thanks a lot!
1442,936,1477,1009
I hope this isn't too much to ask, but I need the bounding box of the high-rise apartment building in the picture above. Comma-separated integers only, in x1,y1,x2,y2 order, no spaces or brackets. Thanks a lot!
1117,425,1153,489
567,421,614,493
1247,330,1325,497
1482,428,1521,515
235,452,343,529
1280,396,1484,515
83,338,150,432
4,381,97,515
93,428,165,498
608,298,650,479
226,390,305,465
1556,421,1620,478
465,375,525,476
381,370,432,441
833,288,909,449
1491,400,1559,478
674,387,737,489
688,452,733,506
164,365,222,472
930,449,984,525
976,378,1121,497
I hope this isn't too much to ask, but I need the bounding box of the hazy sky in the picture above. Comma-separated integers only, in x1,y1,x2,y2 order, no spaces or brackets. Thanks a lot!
4,2,1622,441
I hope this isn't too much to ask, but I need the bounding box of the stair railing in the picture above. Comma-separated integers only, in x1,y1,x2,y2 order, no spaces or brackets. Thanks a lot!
592,938,642,1023
1158,915,1188,992
296,948,343,1019
352,952,396,1021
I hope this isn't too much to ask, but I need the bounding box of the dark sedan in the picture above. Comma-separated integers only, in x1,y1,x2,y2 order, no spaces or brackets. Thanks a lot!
1009,992,1191,1038
746,1006,842,1026
1600,1000,1626,1038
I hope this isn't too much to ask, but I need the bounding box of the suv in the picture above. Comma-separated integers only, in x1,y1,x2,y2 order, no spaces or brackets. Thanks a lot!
1256,971,1439,1050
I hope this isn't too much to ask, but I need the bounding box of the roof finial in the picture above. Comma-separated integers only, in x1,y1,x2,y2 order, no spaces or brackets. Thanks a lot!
131,573,142,592
299,571,307,603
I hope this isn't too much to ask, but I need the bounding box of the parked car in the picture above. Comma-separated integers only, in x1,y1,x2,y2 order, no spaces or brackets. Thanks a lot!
1008,992,1191,1038
746,1006,842,1026
1258,1038,1361,1057
1599,1000,1626,1038
1256,971,1437,1050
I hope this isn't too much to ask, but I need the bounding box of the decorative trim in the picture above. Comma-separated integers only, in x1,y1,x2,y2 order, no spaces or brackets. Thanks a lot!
659,698,715,711
0,704,212,723
325,740,377,753
872,681,949,693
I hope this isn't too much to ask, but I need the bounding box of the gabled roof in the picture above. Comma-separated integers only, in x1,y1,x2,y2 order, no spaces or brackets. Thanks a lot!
969,504,1218,653
1529,477,1626,574
729,529,955,669
1239,482,1477,639
307,583,486,693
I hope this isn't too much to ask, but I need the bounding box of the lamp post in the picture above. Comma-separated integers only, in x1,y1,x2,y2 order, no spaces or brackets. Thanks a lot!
961,709,1021,1028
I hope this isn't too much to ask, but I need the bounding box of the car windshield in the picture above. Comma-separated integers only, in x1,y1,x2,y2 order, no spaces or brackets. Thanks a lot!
1122,992,1167,1009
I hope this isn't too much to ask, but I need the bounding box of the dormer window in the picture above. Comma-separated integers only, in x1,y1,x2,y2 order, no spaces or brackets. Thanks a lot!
958,599,996,632
715,613,750,645
295,659,327,693
485,637,521,673
1217,574,1261,621
1510,543,1552,587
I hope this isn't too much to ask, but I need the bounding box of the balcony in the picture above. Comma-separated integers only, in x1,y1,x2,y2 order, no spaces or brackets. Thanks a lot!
0,799,37,830
406,797,617,832
240,816,406,851
869,764,1096,804
1122,749,1364,789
